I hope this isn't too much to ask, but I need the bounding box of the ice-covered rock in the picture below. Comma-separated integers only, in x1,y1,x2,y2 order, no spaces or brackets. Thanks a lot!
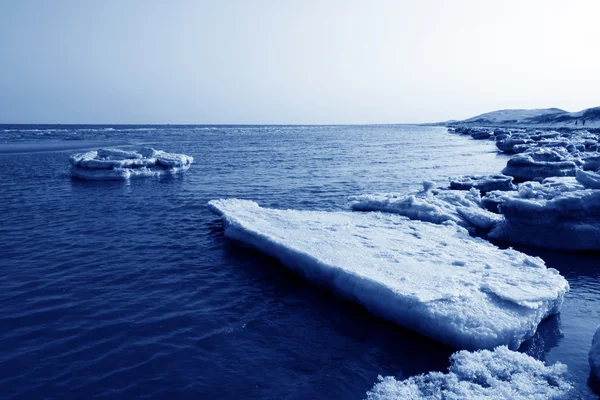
69,147,193,180
209,199,568,350
501,148,578,181
367,346,572,400
449,174,516,192
590,326,600,382
349,184,499,231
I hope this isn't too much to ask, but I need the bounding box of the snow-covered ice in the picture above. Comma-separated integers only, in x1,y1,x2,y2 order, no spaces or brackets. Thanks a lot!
488,178,600,250
367,346,572,400
209,199,568,350
350,183,500,231
69,148,193,180
449,174,515,192
589,326,600,382
501,148,578,182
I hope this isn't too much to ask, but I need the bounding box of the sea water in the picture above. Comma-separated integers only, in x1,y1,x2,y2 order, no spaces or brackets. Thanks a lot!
1,125,598,399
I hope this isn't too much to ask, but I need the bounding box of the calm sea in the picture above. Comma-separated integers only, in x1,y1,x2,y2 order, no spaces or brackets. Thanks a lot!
1,124,598,399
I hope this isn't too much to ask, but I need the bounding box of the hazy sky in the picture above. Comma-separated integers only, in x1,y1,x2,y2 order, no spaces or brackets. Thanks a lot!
1,0,599,124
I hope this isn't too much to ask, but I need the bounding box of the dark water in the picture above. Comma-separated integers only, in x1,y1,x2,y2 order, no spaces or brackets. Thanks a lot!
0,125,598,399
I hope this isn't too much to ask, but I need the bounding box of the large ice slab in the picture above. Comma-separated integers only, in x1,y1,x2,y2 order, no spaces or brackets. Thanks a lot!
209,199,568,350
69,147,193,180
367,346,572,400
349,184,501,231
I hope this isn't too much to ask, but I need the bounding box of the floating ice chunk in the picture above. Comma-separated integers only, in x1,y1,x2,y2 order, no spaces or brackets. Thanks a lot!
496,137,533,154
367,346,572,400
450,174,516,192
488,179,600,250
69,150,156,169
140,147,192,168
590,326,600,381
69,147,193,180
209,199,568,350
501,148,578,182
349,187,495,229
576,169,600,189
471,130,492,140
457,206,502,230
482,178,584,213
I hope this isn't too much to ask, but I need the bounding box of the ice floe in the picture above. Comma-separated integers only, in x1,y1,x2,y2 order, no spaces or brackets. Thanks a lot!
69,148,193,180
367,346,572,400
209,199,568,350
350,183,501,231
501,148,579,182
449,174,516,192
488,179,600,250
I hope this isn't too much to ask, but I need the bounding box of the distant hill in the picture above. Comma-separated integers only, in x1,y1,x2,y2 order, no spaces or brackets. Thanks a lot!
448,107,600,128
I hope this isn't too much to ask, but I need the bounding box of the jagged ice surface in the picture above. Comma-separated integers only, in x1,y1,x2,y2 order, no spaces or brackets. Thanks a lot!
209,199,568,350
488,179,600,250
589,326,600,381
350,185,500,231
366,346,572,400
69,148,193,180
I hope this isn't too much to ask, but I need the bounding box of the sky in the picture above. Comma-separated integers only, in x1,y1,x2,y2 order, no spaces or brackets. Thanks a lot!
0,0,599,124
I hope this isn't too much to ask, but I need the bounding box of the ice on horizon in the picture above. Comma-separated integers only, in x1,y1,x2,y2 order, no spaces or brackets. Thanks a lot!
69,148,193,180
367,346,572,400
209,199,568,350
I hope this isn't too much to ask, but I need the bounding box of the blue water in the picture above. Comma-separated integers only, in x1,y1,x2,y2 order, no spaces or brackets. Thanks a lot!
1,125,599,399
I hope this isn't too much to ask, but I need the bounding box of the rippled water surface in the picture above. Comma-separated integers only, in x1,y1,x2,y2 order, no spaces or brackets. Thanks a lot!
1,125,599,399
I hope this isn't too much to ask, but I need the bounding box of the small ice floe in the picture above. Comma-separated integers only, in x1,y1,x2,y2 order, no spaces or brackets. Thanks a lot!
590,326,600,382
576,169,600,189
449,174,516,192
209,199,568,350
69,148,193,180
350,183,501,231
487,177,600,250
367,346,572,400
501,148,579,182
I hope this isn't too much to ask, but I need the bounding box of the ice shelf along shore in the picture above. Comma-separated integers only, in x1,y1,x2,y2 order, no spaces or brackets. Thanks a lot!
69,148,193,180
209,199,568,350
366,346,572,400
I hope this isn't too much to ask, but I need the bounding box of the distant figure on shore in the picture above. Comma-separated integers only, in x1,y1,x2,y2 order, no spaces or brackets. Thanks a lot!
576,120,578,126
583,119,586,126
